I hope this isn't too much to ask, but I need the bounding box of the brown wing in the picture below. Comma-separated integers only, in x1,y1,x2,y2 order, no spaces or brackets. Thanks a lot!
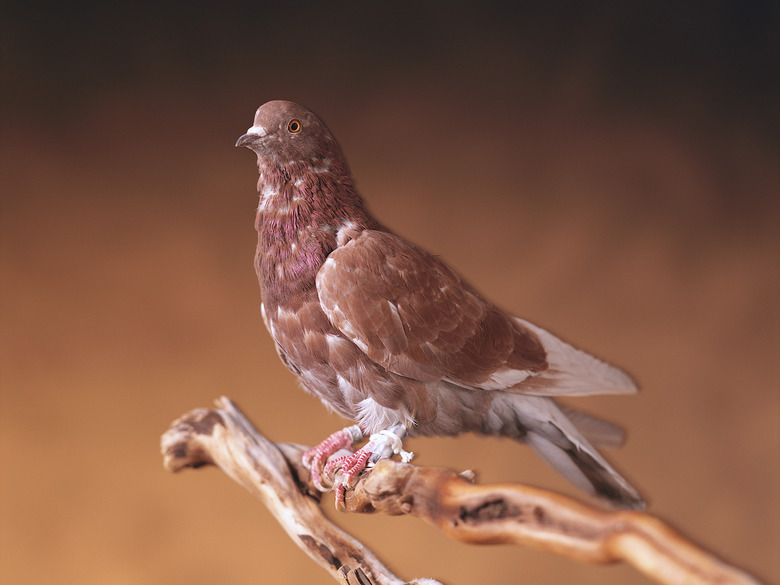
316,230,548,389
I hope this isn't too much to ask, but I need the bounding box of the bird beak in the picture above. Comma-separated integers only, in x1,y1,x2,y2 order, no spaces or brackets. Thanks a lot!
235,133,255,148
235,125,267,148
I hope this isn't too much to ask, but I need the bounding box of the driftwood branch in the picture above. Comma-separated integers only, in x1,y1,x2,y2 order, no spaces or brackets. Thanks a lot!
161,398,763,585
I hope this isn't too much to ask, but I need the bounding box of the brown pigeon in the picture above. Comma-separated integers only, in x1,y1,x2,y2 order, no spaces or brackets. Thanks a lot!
236,100,645,509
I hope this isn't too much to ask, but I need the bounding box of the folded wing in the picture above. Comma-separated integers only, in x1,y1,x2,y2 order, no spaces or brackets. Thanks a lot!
316,230,636,396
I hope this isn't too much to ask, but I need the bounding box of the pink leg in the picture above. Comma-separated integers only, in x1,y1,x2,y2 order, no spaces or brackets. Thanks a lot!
305,424,412,507
328,446,373,504
325,425,412,505
302,425,363,491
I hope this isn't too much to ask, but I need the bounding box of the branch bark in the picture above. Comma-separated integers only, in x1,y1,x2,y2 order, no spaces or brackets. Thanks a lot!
161,398,764,585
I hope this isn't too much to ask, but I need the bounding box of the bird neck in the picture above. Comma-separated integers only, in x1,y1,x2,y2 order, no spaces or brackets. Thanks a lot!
253,163,372,302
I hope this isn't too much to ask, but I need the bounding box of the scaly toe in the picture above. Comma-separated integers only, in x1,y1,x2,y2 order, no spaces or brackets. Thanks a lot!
301,425,364,491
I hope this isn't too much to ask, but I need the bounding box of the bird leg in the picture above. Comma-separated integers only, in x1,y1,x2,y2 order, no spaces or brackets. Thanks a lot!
302,425,364,490
323,425,413,504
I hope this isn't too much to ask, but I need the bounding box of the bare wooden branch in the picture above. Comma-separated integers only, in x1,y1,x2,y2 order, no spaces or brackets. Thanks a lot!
341,463,764,585
161,398,764,585
161,399,440,585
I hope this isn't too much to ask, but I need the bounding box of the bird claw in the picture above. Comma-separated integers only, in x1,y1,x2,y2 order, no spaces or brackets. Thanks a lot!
329,446,374,504
304,424,412,506
330,425,413,505
302,425,363,491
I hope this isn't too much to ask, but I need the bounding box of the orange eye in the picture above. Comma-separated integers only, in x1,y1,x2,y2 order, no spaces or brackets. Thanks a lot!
287,119,301,133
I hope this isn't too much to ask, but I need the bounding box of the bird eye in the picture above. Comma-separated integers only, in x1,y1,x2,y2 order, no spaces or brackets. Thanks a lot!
287,119,301,133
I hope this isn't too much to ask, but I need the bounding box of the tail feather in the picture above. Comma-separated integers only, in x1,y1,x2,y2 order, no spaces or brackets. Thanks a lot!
496,394,645,509
526,430,645,509
557,404,626,449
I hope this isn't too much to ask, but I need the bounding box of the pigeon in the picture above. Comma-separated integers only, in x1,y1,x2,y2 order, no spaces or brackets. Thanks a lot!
236,100,645,509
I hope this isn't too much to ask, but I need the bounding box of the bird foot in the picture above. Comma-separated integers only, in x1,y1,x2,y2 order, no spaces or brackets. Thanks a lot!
302,425,363,491
327,446,373,504
323,425,413,505
303,425,413,505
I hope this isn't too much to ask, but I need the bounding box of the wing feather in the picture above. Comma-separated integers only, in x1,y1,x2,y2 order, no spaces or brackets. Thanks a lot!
316,230,548,389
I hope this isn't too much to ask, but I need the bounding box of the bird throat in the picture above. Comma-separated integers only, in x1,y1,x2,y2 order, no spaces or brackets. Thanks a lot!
254,166,344,301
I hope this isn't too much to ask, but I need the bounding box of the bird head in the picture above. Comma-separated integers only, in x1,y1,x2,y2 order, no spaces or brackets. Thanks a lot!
236,101,346,176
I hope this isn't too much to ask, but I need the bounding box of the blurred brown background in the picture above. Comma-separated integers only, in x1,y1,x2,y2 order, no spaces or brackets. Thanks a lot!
1,2,778,584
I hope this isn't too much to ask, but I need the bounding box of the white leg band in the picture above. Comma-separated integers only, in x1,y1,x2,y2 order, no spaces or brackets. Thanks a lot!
367,425,414,464
344,424,364,443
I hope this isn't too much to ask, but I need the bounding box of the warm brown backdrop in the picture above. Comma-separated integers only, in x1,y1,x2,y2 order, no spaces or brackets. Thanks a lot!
2,3,778,584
